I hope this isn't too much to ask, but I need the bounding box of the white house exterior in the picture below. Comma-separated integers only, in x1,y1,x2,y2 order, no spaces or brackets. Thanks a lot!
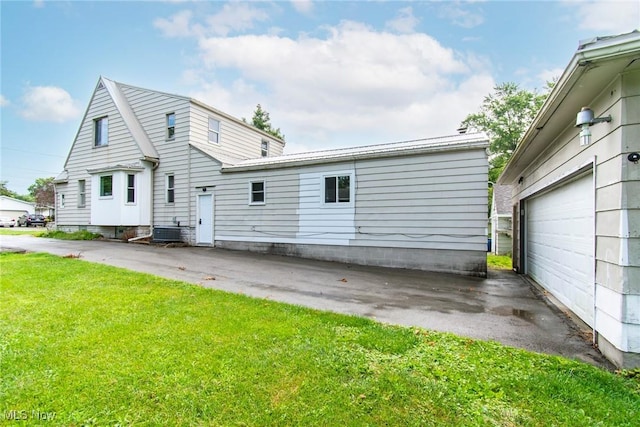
55,77,489,277
0,196,34,219
490,184,512,256
499,31,640,368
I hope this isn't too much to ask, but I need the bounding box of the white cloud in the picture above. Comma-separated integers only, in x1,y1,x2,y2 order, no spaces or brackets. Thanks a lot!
19,85,81,122
438,2,484,29
205,3,269,37
291,0,313,15
570,0,640,33
0,95,9,107
189,20,494,149
385,7,419,34
154,10,196,38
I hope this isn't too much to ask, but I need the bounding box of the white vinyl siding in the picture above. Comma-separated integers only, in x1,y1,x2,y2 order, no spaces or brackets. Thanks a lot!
188,103,285,161
351,150,487,251
118,85,190,226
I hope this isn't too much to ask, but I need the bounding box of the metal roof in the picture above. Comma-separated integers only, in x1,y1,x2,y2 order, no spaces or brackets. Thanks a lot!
222,132,488,172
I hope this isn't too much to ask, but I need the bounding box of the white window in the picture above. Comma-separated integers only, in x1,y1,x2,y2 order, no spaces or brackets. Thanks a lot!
249,181,265,205
78,180,86,208
167,113,176,140
166,174,175,203
208,118,220,144
126,174,135,204
100,175,113,197
261,140,269,157
59,193,65,208
324,175,351,204
94,117,108,147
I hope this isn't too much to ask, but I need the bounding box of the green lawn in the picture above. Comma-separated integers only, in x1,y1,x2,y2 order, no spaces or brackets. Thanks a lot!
488,254,513,270
1,253,638,426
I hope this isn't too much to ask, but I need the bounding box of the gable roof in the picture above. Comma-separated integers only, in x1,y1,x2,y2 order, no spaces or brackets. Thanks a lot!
222,132,488,172
492,184,512,216
500,30,640,183
100,77,159,161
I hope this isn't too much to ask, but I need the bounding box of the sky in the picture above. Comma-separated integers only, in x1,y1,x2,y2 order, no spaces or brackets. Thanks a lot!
1,0,639,195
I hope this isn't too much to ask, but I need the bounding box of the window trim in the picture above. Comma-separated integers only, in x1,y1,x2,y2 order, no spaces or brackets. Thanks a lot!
208,117,220,144
59,193,65,208
126,173,136,204
322,173,353,206
78,179,86,208
249,180,266,205
99,175,113,198
166,174,175,204
94,116,109,147
261,140,269,157
166,112,176,140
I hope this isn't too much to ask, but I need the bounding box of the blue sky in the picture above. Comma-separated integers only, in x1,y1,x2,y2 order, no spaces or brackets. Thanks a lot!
1,0,638,195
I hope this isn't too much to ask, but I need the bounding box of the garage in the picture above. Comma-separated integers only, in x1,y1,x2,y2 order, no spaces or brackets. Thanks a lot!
526,172,595,326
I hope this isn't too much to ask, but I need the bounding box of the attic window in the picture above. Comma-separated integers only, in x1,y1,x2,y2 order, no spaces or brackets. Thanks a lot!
167,113,175,140
97,81,105,90
208,118,220,144
261,140,269,157
94,117,108,147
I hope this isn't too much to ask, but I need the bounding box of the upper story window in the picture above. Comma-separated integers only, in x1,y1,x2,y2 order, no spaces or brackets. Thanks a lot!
100,175,113,197
249,181,265,205
78,180,86,208
166,174,175,204
166,113,176,140
324,175,351,204
261,140,269,157
126,174,136,204
59,193,65,208
94,117,108,147
208,118,220,144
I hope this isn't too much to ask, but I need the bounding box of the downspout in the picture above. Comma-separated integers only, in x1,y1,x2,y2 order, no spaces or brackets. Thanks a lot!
129,158,160,242
591,157,598,348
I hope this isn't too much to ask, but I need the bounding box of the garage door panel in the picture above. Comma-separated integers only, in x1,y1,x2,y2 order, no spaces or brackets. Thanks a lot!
526,173,595,326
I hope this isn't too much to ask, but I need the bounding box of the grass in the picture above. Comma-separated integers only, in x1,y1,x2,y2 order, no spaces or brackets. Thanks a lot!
487,254,513,270
34,229,103,240
0,228,41,236
1,253,638,426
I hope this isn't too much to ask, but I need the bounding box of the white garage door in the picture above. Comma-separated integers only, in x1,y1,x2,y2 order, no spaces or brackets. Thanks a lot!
526,172,594,326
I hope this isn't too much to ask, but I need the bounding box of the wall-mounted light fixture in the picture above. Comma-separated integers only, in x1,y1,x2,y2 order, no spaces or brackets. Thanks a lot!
576,107,611,146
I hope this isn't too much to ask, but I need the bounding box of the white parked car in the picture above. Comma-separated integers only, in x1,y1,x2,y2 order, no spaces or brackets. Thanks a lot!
0,217,16,227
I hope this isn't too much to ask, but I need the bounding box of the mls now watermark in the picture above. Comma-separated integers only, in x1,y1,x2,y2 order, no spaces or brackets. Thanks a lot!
3,410,57,421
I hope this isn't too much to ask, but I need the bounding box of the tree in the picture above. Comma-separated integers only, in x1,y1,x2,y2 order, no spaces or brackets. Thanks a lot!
0,181,32,201
244,104,285,141
28,177,55,208
461,82,552,214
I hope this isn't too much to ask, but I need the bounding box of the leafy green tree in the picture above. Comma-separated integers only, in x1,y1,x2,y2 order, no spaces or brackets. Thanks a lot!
28,177,55,207
461,82,553,214
244,104,285,141
0,181,32,201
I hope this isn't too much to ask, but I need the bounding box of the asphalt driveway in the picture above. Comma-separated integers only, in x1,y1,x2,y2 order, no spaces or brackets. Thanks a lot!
1,233,610,368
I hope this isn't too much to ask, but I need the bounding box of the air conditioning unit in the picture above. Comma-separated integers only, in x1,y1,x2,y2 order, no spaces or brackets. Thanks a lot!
152,227,182,243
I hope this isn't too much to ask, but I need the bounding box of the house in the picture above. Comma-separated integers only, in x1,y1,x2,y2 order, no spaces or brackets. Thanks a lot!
54,77,489,277
489,184,512,256
0,195,34,219
499,31,640,368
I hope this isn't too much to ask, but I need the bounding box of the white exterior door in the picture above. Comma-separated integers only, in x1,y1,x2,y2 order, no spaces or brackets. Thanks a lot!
526,173,595,326
197,193,214,245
